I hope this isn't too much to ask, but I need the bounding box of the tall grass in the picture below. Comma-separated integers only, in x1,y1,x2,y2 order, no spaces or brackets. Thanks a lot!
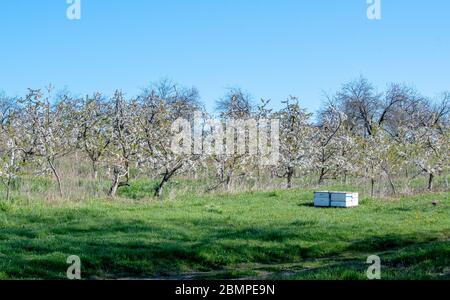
1,154,448,203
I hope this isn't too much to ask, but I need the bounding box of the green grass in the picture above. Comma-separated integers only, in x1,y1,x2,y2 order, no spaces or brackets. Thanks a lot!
0,189,449,280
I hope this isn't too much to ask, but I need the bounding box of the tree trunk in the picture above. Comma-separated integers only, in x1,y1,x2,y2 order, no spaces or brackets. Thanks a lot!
108,169,121,197
384,169,396,195
155,174,169,198
48,158,63,198
225,170,233,191
154,163,183,198
318,167,326,185
256,166,261,187
125,161,130,183
5,179,11,202
108,167,130,197
387,174,396,195
287,167,294,189
370,178,375,198
428,173,434,191
91,160,98,180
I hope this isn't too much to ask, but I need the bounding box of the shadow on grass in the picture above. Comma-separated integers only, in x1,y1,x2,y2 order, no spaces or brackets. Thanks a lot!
1,214,333,279
1,209,449,279
347,234,435,252
280,239,450,280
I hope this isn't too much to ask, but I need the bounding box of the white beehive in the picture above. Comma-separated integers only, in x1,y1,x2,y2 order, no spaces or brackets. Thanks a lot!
314,192,359,208
331,192,359,208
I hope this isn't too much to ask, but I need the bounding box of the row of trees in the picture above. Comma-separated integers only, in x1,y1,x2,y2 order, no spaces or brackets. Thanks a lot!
0,78,448,200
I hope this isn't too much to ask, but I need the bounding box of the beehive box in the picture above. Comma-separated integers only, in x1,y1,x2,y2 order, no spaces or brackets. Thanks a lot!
314,192,331,207
330,192,359,207
314,192,359,208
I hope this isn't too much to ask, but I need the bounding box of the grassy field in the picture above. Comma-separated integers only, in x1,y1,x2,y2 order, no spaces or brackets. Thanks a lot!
0,188,449,280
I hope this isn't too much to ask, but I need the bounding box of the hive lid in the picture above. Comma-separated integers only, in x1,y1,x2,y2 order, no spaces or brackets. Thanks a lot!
329,191,358,194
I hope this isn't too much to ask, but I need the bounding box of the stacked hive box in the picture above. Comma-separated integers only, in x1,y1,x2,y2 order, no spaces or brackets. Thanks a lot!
314,192,359,208
330,192,359,207
313,192,332,207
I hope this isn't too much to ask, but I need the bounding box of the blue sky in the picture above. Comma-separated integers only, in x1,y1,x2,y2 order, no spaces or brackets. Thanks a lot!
1,0,449,113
